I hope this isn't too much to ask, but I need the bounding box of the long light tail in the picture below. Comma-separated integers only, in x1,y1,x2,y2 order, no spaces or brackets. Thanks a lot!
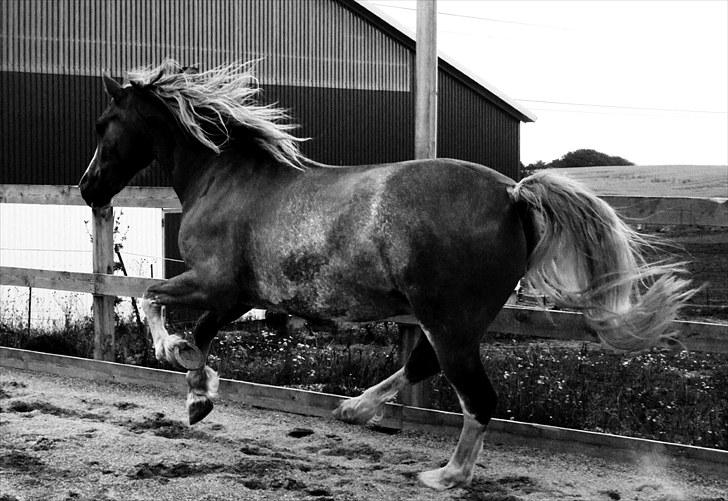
510,170,696,351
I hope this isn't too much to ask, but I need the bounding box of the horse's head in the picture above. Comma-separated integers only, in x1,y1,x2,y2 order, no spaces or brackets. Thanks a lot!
79,75,155,207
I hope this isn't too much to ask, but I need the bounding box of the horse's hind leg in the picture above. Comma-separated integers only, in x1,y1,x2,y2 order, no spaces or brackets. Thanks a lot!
417,327,497,490
333,332,440,424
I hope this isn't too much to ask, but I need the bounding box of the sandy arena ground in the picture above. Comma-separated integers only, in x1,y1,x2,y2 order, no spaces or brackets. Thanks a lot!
0,367,726,501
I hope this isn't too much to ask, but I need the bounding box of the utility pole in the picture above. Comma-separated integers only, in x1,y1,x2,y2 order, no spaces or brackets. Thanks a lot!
400,0,437,409
415,0,438,159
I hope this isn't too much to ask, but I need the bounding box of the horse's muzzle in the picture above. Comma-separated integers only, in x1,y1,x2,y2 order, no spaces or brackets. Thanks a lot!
78,174,112,208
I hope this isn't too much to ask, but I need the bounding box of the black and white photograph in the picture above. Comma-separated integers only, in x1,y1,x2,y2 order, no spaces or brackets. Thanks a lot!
1,1,726,500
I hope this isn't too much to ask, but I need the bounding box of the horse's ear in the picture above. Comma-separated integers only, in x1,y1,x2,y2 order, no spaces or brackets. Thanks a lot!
102,73,124,100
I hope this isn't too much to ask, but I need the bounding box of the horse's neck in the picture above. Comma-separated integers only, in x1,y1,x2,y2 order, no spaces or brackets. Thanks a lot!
166,145,295,207
157,134,219,204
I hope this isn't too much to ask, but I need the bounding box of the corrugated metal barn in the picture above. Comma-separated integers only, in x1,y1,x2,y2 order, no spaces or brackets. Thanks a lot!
0,0,534,187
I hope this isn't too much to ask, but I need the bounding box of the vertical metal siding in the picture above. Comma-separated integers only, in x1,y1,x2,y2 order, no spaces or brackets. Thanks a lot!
0,0,410,91
1,0,519,185
438,71,520,179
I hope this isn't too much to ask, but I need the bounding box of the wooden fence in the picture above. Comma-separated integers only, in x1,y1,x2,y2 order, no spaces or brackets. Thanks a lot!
1,184,727,407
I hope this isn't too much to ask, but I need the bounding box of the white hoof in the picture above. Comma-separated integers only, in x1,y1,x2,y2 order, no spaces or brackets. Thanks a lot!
332,395,382,425
203,366,219,398
418,466,470,491
155,334,203,369
154,333,177,363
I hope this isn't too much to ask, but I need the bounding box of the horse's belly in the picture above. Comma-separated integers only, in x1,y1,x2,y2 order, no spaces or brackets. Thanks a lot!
268,291,408,322
256,256,409,322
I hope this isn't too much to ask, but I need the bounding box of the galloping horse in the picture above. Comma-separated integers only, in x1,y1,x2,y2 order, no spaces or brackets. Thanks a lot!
79,61,693,490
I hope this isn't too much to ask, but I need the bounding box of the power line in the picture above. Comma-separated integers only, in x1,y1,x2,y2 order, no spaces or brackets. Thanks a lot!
0,247,90,253
369,2,567,30
526,107,657,117
367,3,726,116
517,99,727,115
526,107,726,118
0,247,185,263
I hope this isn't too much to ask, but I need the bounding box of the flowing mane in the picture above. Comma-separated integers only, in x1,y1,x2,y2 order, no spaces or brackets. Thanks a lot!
125,59,305,169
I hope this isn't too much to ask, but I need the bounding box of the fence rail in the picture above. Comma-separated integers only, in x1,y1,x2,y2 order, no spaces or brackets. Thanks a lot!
602,195,728,228
3,185,726,225
0,184,181,209
3,264,726,353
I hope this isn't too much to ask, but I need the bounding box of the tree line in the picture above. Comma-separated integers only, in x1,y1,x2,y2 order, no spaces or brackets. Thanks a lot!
522,149,633,175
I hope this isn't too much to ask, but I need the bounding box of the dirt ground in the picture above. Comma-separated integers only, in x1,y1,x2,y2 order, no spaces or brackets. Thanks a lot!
0,367,726,501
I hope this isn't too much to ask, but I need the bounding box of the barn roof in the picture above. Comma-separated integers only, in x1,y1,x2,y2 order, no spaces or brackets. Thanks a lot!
345,0,537,123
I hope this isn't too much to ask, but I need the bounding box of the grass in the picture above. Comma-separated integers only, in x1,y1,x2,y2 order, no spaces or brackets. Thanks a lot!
208,321,400,396
0,318,95,358
434,340,728,450
556,165,727,198
0,314,153,367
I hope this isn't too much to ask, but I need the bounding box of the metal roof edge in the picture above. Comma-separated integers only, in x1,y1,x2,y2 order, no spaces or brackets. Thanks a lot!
343,0,537,123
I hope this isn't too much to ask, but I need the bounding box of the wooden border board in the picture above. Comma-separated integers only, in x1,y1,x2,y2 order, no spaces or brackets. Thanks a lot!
1,347,726,470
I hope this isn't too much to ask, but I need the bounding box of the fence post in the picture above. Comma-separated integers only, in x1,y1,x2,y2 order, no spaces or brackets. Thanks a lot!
398,324,431,408
26,286,32,336
92,206,115,361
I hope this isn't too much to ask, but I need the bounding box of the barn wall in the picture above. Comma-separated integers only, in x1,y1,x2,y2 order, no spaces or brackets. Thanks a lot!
438,71,521,179
0,72,414,185
0,72,107,186
0,0,410,91
0,0,523,186
0,70,520,182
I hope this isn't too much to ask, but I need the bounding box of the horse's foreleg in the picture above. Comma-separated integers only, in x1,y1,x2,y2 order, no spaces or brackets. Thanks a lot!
186,311,220,425
186,307,248,424
141,271,212,370
333,331,440,424
141,297,204,369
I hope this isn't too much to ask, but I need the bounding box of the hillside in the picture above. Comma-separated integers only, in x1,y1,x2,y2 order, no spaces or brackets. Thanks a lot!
556,165,727,199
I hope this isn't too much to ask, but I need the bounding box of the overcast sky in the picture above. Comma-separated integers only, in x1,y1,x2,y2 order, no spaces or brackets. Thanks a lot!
360,0,728,167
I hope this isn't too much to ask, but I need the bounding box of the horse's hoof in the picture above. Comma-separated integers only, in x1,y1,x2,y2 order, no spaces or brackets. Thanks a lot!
189,397,214,425
332,402,345,420
174,342,205,370
332,400,360,424
333,398,382,425
418,468,465,491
